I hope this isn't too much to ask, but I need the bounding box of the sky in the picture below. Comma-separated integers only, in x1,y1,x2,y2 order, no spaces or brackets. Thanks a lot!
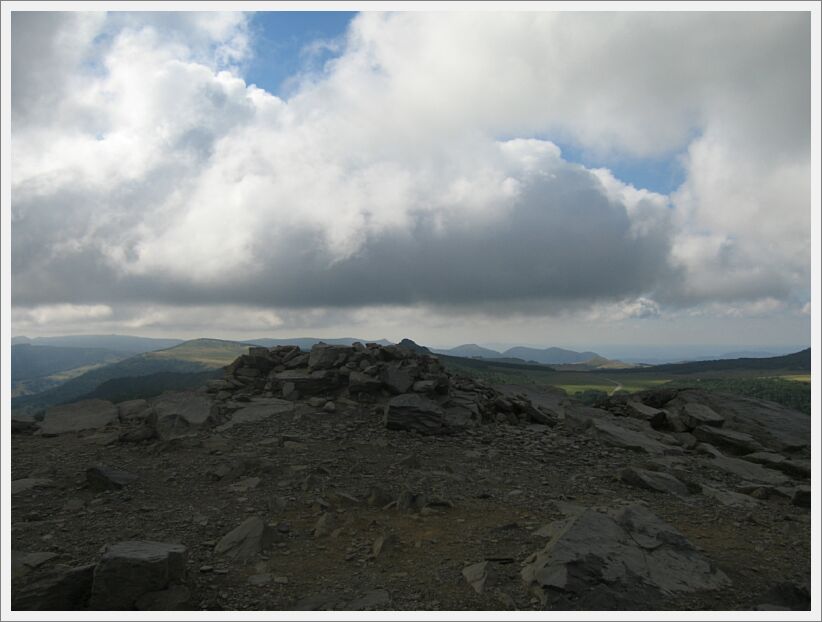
7,7,816,353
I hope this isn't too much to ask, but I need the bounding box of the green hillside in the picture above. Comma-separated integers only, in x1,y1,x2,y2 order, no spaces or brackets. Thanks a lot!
10,338,250,414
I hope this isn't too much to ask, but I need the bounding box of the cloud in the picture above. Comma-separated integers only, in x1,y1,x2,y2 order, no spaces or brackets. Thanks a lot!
9,11,811,336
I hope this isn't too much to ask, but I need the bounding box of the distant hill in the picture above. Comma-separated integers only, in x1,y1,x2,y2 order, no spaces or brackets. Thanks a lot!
500,346,601,365
10,338,249,413
10,334,184,353
396,338,432,354
76,369,222,403
431,344,504,359
11,344,128,381
617,348,811,375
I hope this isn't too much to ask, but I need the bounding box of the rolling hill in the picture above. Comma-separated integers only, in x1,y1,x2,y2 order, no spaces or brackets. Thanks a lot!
10,338,251,413
11,344,128,381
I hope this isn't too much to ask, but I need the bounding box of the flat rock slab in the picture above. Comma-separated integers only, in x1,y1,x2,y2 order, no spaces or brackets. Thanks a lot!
12,563,95,610
707,455,791,486
701,486,760,509
214,516,275,562
590,419,678,455
522,504,729,606
678,402,725,429
384,393,447,435
216,400,294,431
619,467,690,496
90,541,187,610
86,466,138,491
40,400,119,436
693,425,763,455
149,392,215,440
11,478,55,495
12,551,59,579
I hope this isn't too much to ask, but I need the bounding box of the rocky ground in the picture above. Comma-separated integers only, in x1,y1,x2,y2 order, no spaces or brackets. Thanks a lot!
10,342,812,611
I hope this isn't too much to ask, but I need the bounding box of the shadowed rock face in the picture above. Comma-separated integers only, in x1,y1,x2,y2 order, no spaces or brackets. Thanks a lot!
522,504,730,607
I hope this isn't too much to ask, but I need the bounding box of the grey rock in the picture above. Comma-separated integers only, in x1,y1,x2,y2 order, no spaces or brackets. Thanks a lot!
672,432,698,449
11,419,39,434
214,517,275,562
707,455,791,486
12,563,95,610
384,394,446,435
12,551,59,579
678,402,725,429
216,400,293,431
590,419,676,455
313,513,338,538
90,541,187,610
149,391,216,440
381,366,415,394
349,371,384,395
309,344,353,369
692,425,763,455
522,504,729,604
623,401,667,427
619,467,689,496
701,485,760,509
40,400,119,436
462,561,489,594
118,399,150,422
86,465,138,491
11,478,54,496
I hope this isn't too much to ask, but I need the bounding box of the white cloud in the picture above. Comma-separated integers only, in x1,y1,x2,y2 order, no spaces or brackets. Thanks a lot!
9,11,811,339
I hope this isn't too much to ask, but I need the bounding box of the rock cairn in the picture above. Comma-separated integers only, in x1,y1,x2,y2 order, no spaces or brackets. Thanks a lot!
207,342,558,433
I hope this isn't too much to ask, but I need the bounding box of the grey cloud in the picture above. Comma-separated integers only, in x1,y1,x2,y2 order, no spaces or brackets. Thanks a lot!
12,163,674,310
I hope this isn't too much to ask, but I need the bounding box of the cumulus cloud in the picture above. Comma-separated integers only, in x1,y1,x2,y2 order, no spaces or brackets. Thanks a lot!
9,11,811,337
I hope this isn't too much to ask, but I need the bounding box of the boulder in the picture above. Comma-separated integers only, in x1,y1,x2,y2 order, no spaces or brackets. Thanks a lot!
40,400,119,436
117,399,150,422
216,400,293,431
12,563,95,610
462,561,489,594
308,344,353,370
348,371,384,395
148,392,215,440
678,402,725,429
521,504,729,606
384,394,447,435
11,419,39,434
619,467,689,496
90,541,187,610
381,366,415,394
692,425,763,455
214,517,275,562
701,486,760,509
623,401,667,427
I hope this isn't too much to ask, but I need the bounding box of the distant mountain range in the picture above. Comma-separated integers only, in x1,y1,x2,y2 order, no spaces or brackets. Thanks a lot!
12,334,184,353
430,343,607,366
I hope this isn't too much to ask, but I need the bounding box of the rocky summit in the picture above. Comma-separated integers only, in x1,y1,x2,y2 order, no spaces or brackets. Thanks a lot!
10,342,811,611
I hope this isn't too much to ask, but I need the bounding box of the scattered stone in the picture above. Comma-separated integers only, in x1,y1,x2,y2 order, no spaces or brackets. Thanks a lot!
313,513,338,538
90,541,187,610
701,486,760,509
462,561,488,594
12,551,59,579
323,401,336,413
791,486,811,508
148,392,216,440
372,533,399,558
214,517,276,562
